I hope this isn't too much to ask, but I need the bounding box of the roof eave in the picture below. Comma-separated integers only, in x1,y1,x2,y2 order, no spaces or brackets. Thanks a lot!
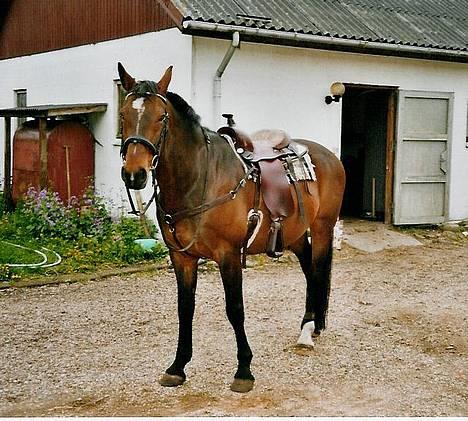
0,103,108,118
182,20,468,64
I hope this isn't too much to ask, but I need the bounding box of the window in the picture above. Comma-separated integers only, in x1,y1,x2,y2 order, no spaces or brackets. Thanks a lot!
115,81,126,138
15,89,27,127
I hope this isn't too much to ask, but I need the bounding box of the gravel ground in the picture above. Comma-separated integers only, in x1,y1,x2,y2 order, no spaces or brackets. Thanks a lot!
0,229,467,416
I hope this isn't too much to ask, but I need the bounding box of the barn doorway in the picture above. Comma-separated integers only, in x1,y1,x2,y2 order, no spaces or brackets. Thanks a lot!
340,85,397,223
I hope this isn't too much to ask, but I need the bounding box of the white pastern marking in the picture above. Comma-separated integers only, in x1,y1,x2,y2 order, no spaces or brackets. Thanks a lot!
297,321,315,348
132,97,145,134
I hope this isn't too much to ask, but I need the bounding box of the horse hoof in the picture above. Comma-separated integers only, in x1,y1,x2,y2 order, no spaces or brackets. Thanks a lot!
230,378,254,393
159,373,185,387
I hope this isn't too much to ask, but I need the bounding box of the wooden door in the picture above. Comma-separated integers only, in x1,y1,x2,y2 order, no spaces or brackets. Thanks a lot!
48,121,94,202
393,91,452,224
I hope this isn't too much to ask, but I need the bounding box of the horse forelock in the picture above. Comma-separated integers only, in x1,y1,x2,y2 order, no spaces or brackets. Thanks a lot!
129,80,159,97
126,80,201,128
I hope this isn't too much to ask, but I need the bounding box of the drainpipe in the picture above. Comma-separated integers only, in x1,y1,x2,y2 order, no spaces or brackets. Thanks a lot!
213,31,240,128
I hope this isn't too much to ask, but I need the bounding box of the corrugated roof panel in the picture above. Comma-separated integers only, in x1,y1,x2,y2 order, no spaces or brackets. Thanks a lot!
342,4,462,49
344,0,467,49
171,0,468,52
344,0,468,20
295,0,379,39
171,0,244,24
234,0,320,33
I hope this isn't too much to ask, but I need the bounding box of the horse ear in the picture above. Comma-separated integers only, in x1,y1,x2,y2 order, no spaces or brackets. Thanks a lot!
157,66,173,95
118,62,136,92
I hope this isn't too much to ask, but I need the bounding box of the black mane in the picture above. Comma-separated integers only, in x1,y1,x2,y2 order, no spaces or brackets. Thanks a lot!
167,91,201,127
129,80,201,127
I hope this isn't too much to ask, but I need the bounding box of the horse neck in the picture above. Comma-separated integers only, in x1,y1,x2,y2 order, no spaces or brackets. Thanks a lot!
157,114,209,211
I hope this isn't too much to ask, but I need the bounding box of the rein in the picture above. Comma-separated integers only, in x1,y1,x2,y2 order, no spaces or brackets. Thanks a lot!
121,94,251,254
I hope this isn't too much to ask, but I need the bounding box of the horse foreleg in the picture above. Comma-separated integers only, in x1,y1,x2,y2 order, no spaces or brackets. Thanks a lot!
159,251,198,388
219,250,255,393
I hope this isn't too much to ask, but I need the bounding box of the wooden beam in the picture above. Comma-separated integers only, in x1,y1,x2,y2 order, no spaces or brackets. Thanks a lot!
0,103,107,118
3,117,13,211
384,90,396,224
47,104,107,117
156,0,184,29
38,118,48,189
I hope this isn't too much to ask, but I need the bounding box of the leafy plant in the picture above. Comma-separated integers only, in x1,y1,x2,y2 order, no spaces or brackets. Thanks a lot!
0,187,167,278
19,187,112,240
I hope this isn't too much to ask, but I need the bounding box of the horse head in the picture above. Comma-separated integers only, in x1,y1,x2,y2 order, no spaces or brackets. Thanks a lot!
118,62,173,190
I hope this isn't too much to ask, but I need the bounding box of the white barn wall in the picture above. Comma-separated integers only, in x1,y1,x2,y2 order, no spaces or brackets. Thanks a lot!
0,28,192,217
191,37,468,221
1,30,467,222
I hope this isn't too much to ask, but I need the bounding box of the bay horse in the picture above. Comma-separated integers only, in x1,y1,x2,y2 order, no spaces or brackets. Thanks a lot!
118,63,345,393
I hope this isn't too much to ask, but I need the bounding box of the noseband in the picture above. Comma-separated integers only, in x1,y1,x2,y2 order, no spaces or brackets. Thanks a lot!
121,93,169,215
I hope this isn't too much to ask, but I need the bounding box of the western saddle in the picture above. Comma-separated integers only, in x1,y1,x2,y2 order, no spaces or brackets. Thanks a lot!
218,114,313,263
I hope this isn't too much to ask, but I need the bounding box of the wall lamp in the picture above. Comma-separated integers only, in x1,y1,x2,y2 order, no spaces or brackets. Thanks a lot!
325,82,346,104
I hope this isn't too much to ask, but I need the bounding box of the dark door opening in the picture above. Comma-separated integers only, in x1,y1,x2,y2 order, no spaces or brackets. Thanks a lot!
341,85,396,222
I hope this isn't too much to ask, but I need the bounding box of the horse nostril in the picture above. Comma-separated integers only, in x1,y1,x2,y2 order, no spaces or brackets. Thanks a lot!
136,168,148,186
121,167,148,189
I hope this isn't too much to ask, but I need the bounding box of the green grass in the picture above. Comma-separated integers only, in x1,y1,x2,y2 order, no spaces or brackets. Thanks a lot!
0,241,46,265
0,188,168,282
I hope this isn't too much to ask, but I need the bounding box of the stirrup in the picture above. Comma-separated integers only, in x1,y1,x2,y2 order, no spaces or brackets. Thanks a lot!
266,218,284,258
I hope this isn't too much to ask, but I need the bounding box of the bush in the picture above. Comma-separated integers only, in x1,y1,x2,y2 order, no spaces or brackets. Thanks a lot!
19,187,112,240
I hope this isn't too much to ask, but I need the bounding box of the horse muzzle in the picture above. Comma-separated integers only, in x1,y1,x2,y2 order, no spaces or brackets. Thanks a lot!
121,166,149,190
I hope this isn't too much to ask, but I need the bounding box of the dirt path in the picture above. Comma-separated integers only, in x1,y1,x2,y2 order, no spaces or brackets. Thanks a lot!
0,231,466,416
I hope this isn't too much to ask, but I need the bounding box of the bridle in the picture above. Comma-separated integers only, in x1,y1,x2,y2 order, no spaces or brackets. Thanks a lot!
120,91,254,254
120,93,169,216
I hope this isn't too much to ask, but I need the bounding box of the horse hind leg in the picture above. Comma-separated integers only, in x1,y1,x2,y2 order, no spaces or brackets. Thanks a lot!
290,233,316,348
291,221,334,347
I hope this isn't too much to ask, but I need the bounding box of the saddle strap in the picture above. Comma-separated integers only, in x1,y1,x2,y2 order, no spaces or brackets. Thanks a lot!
284,156,305,220
241,177,262,268
160,166,256,226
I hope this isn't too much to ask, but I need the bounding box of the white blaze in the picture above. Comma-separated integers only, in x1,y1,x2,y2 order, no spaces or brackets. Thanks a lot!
132,97,145,134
